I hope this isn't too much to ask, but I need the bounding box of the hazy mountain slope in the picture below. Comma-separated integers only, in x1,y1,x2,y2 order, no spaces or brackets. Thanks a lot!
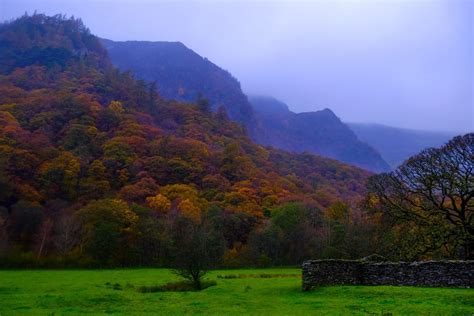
348,123,458,168
102,41,389,172
0,14,371,217
250,96,391,173
0,14,381,267
101,38,255,126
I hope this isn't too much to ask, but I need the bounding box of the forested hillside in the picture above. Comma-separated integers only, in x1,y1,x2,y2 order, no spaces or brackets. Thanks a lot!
0,14,383,267
103,40,389,172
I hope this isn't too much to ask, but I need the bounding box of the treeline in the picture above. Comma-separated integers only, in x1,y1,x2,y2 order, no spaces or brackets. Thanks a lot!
1,200,383,268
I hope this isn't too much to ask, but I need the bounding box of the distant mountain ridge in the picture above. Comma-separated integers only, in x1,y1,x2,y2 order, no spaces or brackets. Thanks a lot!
103,39,390,172
250,96,391,172
348,123,459,168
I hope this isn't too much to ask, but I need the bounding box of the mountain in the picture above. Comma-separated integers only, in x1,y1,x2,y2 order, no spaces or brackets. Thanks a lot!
0,14,370,209
102,40,389,172
250,96,391,173
347,123,459,168
101,38,255,126
0,14,377,266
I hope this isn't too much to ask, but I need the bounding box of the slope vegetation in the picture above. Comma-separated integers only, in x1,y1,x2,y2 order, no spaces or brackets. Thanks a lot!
103,40,389,172
0,14,374,266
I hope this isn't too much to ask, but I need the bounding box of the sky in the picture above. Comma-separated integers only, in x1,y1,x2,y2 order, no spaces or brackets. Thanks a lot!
1,0,473,132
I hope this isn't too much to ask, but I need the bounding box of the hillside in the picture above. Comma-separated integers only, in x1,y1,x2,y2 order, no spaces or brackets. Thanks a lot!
101,38,255,126
0,14,377,267
348,123,458,168
250,96,390,172
102,40,389,172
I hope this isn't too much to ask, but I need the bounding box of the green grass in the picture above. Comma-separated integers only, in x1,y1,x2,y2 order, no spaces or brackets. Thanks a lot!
0,268,472,315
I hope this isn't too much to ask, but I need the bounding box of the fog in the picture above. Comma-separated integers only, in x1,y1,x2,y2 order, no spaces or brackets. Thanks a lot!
2,0,473,132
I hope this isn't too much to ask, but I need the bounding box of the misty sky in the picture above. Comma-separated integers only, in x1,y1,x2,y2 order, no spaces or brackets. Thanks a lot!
2,0,473,132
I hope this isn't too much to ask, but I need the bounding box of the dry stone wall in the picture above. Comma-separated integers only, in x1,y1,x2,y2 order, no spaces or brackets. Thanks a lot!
302,259,474,290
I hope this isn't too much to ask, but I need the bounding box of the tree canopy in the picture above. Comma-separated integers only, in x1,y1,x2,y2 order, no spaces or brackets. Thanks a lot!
367,134,474,259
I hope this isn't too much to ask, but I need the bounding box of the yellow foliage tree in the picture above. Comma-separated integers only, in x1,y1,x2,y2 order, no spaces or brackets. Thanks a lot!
158,184,207,221
160,183,199,201
108,100,125,114
39,151,81,199
146,194,172,213
178,198,201,222
325,201,350,223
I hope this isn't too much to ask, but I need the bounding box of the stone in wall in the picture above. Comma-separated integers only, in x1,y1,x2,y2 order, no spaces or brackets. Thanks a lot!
302,259,474,291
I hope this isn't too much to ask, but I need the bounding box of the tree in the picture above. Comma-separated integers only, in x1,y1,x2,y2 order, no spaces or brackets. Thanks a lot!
131,205,167,266
146,194,171,213
367,134,474,259
79,160,111,199
0,206,9,257
35,217,54,259
271,202,318,264
196,93,211,113
77,199,138,265
54,213,81,256
160,184,206,220
169,216,223,290
119,175,158,203
7,200,44,249
39,151,81,200
220,142,254,181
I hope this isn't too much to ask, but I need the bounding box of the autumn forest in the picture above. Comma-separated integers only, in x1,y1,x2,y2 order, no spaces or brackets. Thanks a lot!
0,14,472,271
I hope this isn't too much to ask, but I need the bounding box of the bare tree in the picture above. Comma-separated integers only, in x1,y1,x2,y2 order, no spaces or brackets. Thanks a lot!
54,214,81,256
367,134,473,259
169,216,223,290
35,218,54,259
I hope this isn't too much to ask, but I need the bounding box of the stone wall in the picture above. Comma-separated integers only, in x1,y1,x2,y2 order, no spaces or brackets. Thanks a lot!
302,259,474,291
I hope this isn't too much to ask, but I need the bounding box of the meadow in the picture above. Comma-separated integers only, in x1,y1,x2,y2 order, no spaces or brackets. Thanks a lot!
0,268,473,315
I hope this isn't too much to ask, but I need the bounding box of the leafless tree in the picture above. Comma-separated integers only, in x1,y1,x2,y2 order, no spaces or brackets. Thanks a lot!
367,134,473,259
54,214,81,256
169,216,223,290
35,218,54,259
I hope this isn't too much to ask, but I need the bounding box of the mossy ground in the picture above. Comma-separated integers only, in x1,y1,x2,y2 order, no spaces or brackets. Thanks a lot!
0,268,472,315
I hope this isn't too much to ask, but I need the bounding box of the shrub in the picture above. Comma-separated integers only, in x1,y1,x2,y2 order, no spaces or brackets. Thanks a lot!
137,280,217,293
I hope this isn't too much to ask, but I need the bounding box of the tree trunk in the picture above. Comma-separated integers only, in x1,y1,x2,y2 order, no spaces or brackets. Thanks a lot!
36,219,53,259
193,275,202,290
465,241,474,260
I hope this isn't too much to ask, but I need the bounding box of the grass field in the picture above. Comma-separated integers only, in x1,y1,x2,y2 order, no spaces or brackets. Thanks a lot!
0,268,473,315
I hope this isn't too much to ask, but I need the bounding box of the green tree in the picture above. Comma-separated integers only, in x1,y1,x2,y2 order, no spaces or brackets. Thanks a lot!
77,199,138,265
7,200,44,249
271,202,317,264
78,160,110,199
